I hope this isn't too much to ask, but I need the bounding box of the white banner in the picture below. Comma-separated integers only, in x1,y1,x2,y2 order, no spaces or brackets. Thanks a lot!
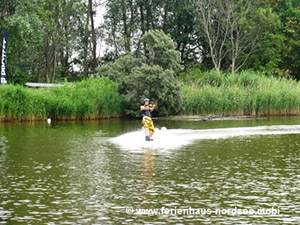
1,29,8,84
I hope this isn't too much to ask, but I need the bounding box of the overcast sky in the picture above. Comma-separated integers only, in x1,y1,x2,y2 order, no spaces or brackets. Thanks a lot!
94,0,107,58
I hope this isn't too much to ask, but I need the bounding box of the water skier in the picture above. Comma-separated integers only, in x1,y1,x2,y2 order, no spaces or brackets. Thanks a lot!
140,98,156,141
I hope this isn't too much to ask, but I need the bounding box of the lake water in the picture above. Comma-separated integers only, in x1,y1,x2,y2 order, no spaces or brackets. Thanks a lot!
0,117,299,224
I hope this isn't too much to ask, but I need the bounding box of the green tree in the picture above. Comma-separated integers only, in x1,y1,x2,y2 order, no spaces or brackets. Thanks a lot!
103,0,138,57
97,29,182,117
162,0,202,65
194,0,282,74
39,0,87,82
4,0,44,83
226,0,282,74
0,0,95,84
241,4,284,75
123,65,182,116
102,0,202,66
97,54,141,93
271,0,300,78
139,29,182,72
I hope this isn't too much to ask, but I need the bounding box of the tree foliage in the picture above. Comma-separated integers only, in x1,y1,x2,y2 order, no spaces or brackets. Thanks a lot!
139,29,181,72
97,54,141,93
0,0,300,83
194,0,282,74
271,0,300,78
97,30,182,117
123,64,182,116
0,0,98,83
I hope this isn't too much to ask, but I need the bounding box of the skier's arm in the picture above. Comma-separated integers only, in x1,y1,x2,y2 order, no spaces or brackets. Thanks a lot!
150,104,156,112
140,105,150,111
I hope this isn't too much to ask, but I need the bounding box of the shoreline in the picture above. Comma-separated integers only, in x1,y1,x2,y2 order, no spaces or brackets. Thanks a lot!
154,115,263,121
154,114,300,121
0,114,122,123
2,114,300,123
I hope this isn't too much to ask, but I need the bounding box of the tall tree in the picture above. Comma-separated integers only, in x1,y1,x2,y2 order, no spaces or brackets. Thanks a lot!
194,0,282,73
89,0,97,73
225,0,281,74
4,0,44,83
103,0,123,57
271,0,300,78
194,0,229,72
83,0,90,78
162,0,202,65
1,0,99,83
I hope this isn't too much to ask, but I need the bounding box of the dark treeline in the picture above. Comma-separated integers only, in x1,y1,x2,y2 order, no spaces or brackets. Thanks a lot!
0,0,299,84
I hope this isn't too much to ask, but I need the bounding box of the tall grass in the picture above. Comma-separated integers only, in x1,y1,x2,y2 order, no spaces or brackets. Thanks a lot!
0,78,122,121
181,70,300,116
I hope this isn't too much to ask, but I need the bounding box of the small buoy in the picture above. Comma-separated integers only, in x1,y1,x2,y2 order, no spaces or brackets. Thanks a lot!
161,127,167,131
47,118,51,124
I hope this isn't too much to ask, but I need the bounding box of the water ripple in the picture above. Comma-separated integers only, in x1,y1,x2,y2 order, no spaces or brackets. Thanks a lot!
0,123,299,224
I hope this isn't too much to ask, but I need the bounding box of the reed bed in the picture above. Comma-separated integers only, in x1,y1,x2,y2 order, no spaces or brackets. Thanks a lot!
0,78,122,121
181,70,300,116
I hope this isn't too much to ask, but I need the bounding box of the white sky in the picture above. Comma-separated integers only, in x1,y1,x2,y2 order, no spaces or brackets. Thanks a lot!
94,0,107,58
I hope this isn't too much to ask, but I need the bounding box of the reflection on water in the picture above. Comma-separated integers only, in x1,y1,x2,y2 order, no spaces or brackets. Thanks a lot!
143,148,155,182
0,136,10,222
0,119,299,224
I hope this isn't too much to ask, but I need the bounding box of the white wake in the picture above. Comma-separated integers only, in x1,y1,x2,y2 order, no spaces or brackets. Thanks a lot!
110,125,300,150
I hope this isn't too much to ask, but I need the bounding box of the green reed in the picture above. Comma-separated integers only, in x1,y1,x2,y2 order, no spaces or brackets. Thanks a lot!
181,70,300,116
0,78,122,121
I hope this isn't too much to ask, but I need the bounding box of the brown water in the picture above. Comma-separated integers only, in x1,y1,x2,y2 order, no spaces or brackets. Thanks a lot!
0,117,299,224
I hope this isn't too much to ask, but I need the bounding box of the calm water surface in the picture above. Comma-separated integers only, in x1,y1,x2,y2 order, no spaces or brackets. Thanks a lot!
0,117,299,224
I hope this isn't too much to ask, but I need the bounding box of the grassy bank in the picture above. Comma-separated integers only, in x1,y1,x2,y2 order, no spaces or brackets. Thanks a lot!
2,70,300,121
0,78,122,121
181,70,300,116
